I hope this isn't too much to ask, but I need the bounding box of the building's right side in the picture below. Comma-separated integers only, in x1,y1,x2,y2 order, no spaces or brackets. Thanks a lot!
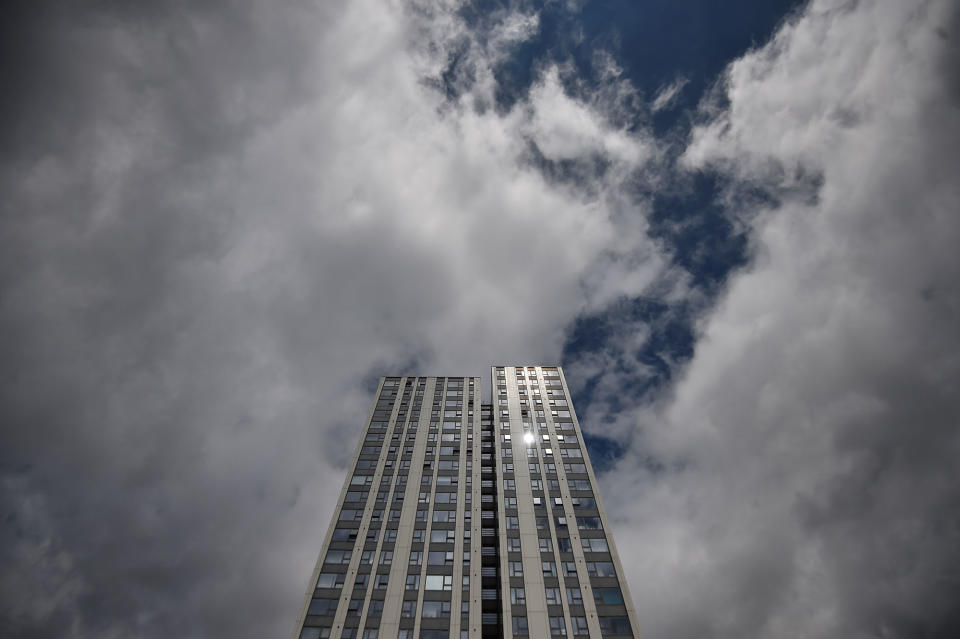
490,365,642,638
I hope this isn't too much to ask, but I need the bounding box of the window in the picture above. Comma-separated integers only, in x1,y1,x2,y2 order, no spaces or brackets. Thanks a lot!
539,538,553,553
431,529,455,543
510,587,526,605
509,562,524,577
406,575,420,590
428,551,454,566
354,574,369,589
598,617,632,635
594,587,625,605
562,562,578,578
512,616,528,635
433,510,454,523
587,562,616,577
299,628,331,639
424,575,453,591
315,573,344,588
572,497,596,510
507,538,522,552
325,550,352,565
582,538,608,552
422,600,452,618
577,517,602,530
571,617,588,635
374,574,390,589
566,587,583,605
367,600,384,617
362,630,378,639
549,616,567,636
542,561,557,577
506,516,519,530
379,551,393,565
556,537,573,553
545,588,562,605
402,600,416,617
307,598,338,616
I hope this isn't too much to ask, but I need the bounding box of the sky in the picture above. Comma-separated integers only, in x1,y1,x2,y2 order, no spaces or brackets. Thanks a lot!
1,0,959,637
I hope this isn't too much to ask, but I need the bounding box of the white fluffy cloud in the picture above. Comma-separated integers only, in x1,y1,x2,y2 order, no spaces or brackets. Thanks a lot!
605,1,960,637
3,0,957,637
0,1,668,637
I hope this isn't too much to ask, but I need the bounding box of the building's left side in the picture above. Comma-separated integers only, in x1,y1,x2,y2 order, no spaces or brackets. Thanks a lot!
292,376,483,639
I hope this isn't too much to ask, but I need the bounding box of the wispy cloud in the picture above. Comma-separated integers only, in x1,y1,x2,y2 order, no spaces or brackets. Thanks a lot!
651,76,689,112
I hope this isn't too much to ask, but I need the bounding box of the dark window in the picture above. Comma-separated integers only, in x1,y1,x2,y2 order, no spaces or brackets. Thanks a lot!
598,617,632,636
307,598,337,616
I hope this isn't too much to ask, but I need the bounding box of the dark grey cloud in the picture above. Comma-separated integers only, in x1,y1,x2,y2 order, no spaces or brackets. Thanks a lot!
0,1,670,638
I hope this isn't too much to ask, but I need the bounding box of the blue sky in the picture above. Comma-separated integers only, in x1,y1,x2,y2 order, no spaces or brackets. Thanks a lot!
453,0,805,469
2,1,959,638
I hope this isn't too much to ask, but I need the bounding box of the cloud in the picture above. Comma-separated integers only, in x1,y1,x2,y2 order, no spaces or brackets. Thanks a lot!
4,0,957,637
651,76,689,113
603,1,960,637
0,1,672,637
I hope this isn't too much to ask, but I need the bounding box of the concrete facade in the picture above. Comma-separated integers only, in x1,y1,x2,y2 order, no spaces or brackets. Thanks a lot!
293,367,641,639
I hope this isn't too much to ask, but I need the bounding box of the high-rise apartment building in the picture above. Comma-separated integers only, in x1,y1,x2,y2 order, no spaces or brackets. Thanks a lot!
293,366,641,639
